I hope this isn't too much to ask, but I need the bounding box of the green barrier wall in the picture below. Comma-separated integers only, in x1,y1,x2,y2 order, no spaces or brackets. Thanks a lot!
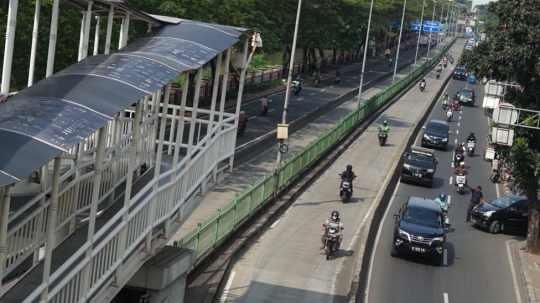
174,36,459,263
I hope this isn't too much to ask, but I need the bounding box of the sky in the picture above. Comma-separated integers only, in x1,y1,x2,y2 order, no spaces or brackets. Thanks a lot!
472,0,496,7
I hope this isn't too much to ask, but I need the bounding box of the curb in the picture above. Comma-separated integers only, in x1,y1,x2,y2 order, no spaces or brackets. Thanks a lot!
184,40,454,303
516,242,539,303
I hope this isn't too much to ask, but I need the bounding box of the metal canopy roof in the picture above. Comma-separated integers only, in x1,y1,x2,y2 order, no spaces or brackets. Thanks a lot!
62,0,165,26
0,19,251,187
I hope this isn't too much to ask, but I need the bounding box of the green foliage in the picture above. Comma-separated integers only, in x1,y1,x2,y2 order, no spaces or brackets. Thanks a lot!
248,54,271,72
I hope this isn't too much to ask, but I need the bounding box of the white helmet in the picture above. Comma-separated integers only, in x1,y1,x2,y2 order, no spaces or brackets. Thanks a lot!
240,111,245,115
460,162,465,167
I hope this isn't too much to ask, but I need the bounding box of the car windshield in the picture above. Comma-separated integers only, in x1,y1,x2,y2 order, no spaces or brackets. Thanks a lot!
489,196,519,208
403,207,442,227
461,90,473,97
455,68,466,73
426,123,447,134
408,151,434,163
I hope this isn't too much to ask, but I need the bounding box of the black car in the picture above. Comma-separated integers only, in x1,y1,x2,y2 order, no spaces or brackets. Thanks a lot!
400,146,438,187
453,67,467,80
421,119,451,150
391,197,449,265
470,195,540,234
459,87,476,105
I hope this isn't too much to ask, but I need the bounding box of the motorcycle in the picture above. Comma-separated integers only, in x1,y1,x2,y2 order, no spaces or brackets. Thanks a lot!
339,175,352,203
452,100,460,111
490,171,500,183
237,123,245,137
455,173,467,194
443,62,447,68
293,81,302,95
260,105,268,116
335,77,341,84
419,82,426,92
446,109,453,122
436,71,441,79
379,130,388,146
450,57,454,64
467,140,475,156
315,79,320,87
454,152,464,168
324,223,340,260
442,99,449,110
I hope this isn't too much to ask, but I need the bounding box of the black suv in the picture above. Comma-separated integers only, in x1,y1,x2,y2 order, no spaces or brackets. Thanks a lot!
453,66,467,80
421,119,451,150
459,87,476,105
391,197,449,266
400,146,438,187
470,195,540,234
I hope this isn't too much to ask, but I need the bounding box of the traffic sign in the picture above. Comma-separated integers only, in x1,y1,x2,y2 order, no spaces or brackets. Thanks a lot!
411,23,422,31
424,20,440,27
441,24,447,31
423,25,440,33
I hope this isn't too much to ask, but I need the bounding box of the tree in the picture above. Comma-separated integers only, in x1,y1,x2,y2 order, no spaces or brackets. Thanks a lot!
459,0,540,253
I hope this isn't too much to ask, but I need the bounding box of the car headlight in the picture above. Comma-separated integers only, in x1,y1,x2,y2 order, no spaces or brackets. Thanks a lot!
403,164,411,170
483,211,496,217
398,228,410,240
427,168,435,173
442,138,448,142
432,237,445,242
423,134,430,139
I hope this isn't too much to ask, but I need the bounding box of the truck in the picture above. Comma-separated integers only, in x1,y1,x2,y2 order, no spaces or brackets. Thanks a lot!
419,35,430,46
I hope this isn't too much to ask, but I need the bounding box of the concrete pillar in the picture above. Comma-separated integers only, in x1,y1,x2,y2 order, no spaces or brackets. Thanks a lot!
80,1,93,60
93,16,100,56
45,0,60,77
1,0,19,93
28,0,41,87
104,5,114,54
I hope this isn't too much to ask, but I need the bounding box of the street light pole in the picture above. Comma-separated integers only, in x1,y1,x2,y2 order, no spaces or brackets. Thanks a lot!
276,0,302,165
356,0,375,106
437,3,445,49
393,0,407,83
427,1,436,60
414,0,426,69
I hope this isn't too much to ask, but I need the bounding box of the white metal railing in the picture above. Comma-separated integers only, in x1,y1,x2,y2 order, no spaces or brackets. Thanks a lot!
3,106,156,279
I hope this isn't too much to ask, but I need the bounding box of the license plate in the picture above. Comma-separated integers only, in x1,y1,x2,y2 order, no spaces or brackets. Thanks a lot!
414,173,422,177
411,247,426,253
431,141,438,144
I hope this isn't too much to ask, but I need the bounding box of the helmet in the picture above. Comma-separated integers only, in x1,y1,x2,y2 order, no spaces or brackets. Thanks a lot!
445,93,448,96
439,193,446,200
470,132,474,136
460,162,465,167
331,210,340,220
346,164,352,171
383,120,387,126
240,111,245,115
458,142,463,147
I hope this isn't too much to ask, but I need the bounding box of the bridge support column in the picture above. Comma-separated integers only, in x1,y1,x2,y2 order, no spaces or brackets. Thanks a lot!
93,16,100,56
80,1,93,60
1,0,19,93
104,5,114,54
229,38,250,172
146,84,171,254
45,0,60,77
109,114,122,206
69,142,84,233
34,162,49,264
77,12,86,61
201,52,222,196
115,99,143,284
214,48,232,185
170,75,189,228
0,186,12,295
40,157,61,301
80,124,108,298
28,0,41,87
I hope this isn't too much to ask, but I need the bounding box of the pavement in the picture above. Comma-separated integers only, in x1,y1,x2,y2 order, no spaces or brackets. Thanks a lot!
189,38,462,303
364,40,533,303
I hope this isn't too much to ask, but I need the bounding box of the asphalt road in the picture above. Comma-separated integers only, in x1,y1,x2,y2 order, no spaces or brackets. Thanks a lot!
216,39,461,303
364,76,528,303
164,44,437,148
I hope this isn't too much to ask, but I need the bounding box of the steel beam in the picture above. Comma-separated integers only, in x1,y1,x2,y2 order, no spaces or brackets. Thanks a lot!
0,186,12,293
28,0,41,87
104,5,114,54
1,0,19,92
93,16,101,56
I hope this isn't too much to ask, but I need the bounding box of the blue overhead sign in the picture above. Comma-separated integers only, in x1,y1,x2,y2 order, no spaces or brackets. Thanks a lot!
423,25,440,33
424,20,440,27
411,23,422,31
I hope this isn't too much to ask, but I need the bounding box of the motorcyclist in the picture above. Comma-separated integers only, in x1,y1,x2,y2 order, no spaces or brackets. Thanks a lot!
453,142,465,162
260,95,269,111
435,193,449,211
442,92,450,109
454,162,469,185
379,120,390,137
335,70,341,79
320,210,344,251
295,74,303,83
340,164,357,195
436,64,443,73
312,71,317,83
466,132,476,143
419,78,426,89
238,110,248,131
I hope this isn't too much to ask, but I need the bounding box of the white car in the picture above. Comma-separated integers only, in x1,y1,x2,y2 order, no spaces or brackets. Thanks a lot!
469,38,476,44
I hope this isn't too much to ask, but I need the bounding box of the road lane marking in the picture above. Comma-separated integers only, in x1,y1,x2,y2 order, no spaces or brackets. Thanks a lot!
451,162,454,168
456,129,459,135
321,89,326,92
269,219,280,229
268,109,275,112
496,178,501,198
250,116,257,119
219,270,236,303
449,177,453,185
457,122,460,127
447,195,451,206
298,98,303,100
444,292,449,303
459,115,461,120
506,240,523,303
285,201,298,214
310,93,315,95
353,77,357,79
443,250,448,266
330,85,334,88
454,138,457,144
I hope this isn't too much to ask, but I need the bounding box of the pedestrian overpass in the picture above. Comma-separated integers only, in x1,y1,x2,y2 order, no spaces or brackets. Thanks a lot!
0,1,254,301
